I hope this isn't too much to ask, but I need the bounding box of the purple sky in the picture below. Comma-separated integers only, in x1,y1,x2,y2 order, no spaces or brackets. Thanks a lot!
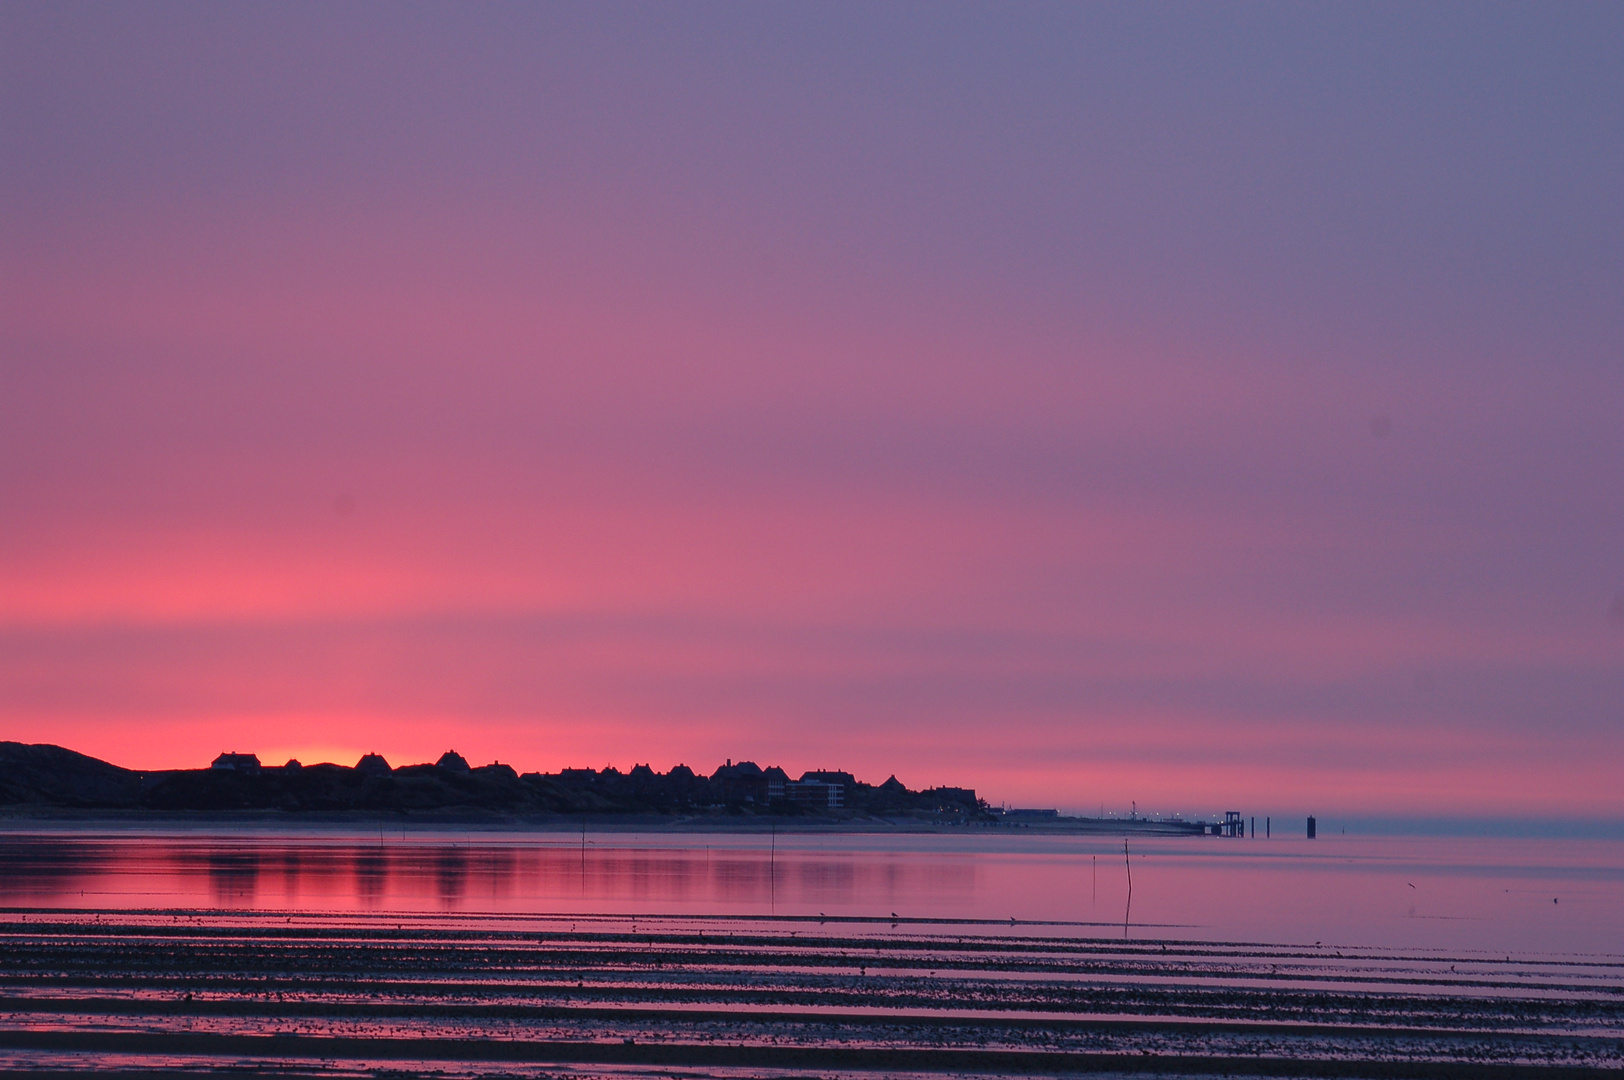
3,2,1621,818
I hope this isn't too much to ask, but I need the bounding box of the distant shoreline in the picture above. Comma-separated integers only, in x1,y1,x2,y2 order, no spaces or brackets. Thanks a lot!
0,807,1208,836
0,741,1227,835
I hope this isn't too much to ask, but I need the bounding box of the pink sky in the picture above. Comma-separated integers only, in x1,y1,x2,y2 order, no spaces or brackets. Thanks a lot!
3,4,1621,819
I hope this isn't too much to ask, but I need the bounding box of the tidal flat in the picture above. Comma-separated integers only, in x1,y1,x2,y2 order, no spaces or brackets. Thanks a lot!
1,831,1620,1077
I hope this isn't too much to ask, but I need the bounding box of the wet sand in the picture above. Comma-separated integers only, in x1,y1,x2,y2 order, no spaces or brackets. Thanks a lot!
1,909,1620,1077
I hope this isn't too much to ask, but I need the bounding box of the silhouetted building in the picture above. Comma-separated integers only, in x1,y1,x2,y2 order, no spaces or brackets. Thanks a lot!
436,751,471,773
712,760,769,803
786,777,843,809
801,770,857,801
1307,815,1317,839
1006,808,1057,819
924,786,978,813
355,753,392,776
210,752,260,772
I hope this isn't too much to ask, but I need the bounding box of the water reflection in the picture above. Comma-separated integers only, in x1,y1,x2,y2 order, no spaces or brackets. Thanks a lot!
0,837,976,914
1,833,1620,955
0,839,114,901
206,850,259,904
434,848,467,904
354,848,388,906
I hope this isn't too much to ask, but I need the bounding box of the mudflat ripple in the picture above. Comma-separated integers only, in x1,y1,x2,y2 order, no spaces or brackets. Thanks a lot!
1,909,1621,1078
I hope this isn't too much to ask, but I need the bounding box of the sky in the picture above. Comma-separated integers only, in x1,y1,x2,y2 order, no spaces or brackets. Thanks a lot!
2,2,1621,820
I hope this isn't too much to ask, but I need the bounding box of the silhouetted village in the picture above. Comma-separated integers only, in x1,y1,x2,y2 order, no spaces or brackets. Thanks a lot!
0,742,985,821
0,742,1270,833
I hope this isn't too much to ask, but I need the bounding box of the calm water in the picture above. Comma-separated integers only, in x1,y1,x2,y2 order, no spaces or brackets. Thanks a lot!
2,828,1619,956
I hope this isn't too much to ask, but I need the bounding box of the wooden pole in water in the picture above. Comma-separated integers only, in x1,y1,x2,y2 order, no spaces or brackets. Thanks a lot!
1123,831,1136,935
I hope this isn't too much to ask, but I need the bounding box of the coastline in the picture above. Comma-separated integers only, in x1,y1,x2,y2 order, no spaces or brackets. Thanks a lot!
0,807,1207,836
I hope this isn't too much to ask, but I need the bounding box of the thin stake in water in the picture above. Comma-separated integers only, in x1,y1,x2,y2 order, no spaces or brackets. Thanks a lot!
1123,839,1133,939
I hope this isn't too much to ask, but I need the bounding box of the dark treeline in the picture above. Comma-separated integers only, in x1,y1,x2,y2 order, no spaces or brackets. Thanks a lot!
0,742,983,819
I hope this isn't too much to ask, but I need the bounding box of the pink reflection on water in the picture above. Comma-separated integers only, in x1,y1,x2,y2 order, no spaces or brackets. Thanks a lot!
1,831,1619,955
